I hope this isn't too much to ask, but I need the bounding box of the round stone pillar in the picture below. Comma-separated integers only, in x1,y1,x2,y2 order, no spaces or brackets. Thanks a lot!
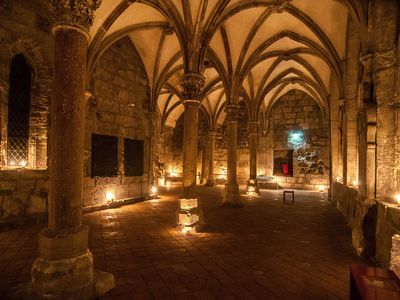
200,146,209,184
177,73,205,233
359,54,377,200
223,104,243,207
205,131,216,186
23,1,115,299
246,121,260,195
182,99,200,197
148,111,159,189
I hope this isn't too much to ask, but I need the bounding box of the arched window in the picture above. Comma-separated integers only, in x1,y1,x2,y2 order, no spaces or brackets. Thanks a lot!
7,54,31,166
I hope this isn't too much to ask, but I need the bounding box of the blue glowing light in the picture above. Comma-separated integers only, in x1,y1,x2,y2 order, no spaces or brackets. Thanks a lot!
288,131,304,148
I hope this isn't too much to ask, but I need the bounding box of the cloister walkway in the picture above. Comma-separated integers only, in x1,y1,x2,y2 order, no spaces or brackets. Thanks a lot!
0,185,368,299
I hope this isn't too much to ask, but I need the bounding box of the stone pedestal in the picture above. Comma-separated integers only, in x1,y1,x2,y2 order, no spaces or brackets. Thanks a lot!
223,104,243,207
246,179,260,196
31,227,94,299
177,198,203,233
205,131,216,186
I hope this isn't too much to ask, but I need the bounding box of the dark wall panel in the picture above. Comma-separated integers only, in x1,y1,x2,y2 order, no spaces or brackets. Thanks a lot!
92,134,118,177
124,139,144,177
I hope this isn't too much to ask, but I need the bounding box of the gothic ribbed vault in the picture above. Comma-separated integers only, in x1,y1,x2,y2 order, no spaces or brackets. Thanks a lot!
88,0,368,130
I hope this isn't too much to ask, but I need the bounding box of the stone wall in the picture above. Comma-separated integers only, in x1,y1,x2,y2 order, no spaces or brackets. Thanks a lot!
158,126,183,176
83,37,151,206
157,108,210,182
212,101,249,184
375,202,400,268
0,170,48,220
332,182,400,267
332,183,376,257
0,0,52,169
265,89,330,190
0,1,52,221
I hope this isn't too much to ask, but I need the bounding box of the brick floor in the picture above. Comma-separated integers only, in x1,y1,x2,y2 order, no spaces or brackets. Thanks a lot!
0,185,368,299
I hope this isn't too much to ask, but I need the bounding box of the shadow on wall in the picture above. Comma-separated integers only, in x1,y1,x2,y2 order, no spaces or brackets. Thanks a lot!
332,182,377,261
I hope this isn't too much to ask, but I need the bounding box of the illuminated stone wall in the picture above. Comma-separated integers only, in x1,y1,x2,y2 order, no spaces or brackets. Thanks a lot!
266,89,330,190
83,37,151,206
157,109,210,182
0,1,52,221
158,124,183,176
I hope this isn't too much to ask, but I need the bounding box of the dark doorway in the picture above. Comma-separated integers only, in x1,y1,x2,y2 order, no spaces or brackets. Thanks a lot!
273,149,294,176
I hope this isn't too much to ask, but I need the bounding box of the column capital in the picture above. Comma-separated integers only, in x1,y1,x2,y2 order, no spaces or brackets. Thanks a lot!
182,99,201,108
225,104,240,122
360,53,373,83
48,0,102,33
84,90,93,102
248,121,259,134
147,110,159,121
339,98,346,107
374,48,396,72
181,73,205,100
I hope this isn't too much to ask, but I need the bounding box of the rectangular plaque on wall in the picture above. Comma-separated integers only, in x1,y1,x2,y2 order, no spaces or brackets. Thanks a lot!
124,138,144,177
91,134,118,177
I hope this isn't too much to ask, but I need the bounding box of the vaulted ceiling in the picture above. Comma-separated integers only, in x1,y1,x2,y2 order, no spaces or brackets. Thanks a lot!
87,0,367,129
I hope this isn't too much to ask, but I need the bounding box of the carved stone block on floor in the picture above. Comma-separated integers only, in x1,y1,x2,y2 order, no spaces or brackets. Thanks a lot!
177,198,203,233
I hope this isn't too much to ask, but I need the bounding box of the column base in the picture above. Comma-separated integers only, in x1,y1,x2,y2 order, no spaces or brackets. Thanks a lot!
9,268,114,300
9,226,115,299
222,183,243,207
177,198,204,234
205,178,215,186
246,179,260,196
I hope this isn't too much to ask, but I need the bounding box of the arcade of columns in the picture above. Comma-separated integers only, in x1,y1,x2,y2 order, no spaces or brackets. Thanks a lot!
8,0,400,298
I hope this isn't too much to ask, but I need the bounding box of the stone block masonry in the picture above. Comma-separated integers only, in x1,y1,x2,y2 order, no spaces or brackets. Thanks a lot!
84,37,151,207
0,1,52,222
263,90,330,190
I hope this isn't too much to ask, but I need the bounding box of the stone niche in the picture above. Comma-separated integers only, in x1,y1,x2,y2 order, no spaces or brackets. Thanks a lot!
264,89,330,190
83,37,151,207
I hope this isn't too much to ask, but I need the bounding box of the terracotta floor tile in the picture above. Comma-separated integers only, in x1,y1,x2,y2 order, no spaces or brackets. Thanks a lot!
0,186,369,299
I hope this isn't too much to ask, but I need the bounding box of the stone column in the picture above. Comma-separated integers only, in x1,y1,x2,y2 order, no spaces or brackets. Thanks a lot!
359,54,377,200
329,75,342,184
206,131,216,186
373,0,398,201
177,73,204,233
338,98,346,183
182,99,200,197
246,121,260,195
25,1,114,299
366,104,377,200
200,146,209,184
148,111,158,189
223,104,243,206
344,17,361,187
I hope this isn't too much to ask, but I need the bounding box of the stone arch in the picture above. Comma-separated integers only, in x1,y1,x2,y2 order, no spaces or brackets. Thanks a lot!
0,37,52,169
